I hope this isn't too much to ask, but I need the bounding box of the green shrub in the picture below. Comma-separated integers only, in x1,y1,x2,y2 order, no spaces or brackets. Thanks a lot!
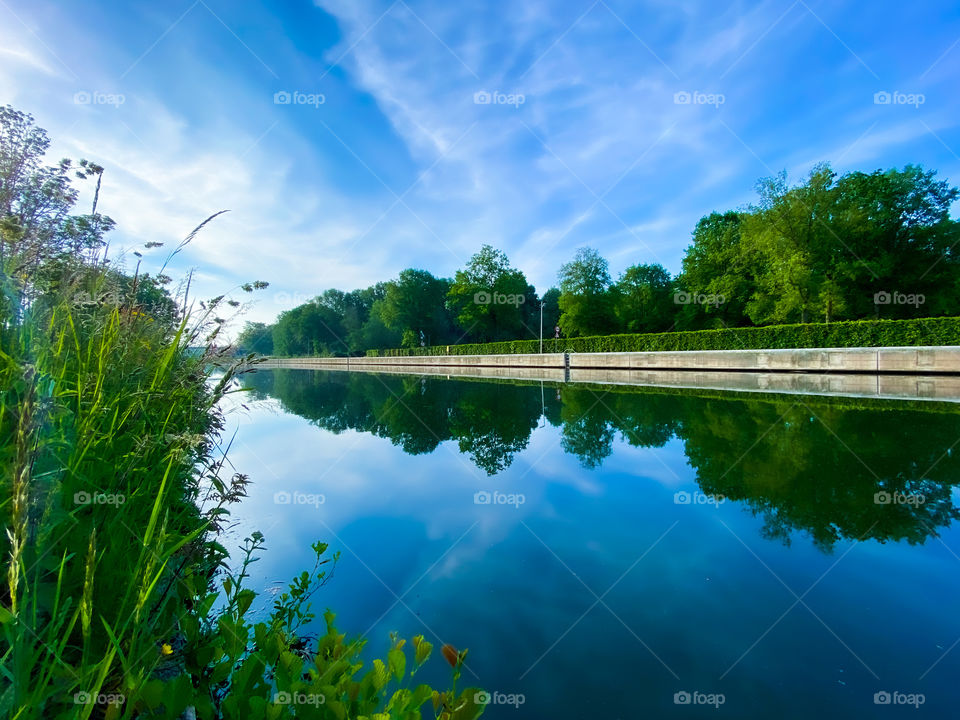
365,316,960,357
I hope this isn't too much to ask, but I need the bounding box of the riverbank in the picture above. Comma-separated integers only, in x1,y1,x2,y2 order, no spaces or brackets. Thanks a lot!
257,358,960,403
261,345,960,375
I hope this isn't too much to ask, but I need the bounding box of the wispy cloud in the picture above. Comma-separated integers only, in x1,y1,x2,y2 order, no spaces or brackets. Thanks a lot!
1,0,958,326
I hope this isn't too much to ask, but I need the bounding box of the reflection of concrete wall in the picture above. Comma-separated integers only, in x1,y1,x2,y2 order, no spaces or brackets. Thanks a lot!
257,360,960,403
259,346,960,374
571,347,960,372
261,360,567,383
260,353,565,369
567,369,960,402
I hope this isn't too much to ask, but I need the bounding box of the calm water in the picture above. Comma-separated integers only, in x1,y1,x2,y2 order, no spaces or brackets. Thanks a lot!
229,369,960,718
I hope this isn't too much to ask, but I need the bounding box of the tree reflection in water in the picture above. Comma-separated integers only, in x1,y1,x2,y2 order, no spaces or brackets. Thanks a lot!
243,369,960,552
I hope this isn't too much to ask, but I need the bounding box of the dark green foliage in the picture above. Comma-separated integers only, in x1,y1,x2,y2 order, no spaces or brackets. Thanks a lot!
368,316,960,356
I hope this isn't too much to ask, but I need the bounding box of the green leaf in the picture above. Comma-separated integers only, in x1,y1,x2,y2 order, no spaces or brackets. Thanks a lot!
387,646,406,681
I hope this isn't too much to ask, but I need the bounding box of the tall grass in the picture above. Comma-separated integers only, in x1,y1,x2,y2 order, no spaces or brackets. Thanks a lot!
0,263,483,719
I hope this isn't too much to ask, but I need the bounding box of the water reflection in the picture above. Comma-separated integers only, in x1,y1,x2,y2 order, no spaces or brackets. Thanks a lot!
242,369,960,552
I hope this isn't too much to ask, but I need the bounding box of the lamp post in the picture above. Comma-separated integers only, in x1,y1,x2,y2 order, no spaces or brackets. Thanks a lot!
539,300,545,353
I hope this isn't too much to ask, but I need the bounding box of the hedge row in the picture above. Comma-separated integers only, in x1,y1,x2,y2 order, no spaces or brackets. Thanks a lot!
366,316,960,357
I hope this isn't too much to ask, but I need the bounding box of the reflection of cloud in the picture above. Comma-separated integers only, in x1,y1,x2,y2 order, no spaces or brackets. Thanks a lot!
222,389,697,600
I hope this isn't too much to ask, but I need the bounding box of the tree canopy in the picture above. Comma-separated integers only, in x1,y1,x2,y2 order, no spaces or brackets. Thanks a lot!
244,163,960,356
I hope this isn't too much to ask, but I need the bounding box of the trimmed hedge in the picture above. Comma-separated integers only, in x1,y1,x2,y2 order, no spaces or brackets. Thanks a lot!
366,316,960,357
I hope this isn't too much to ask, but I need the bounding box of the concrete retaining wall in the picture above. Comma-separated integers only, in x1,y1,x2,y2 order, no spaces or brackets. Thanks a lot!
255,360,960,402
258,346,960,374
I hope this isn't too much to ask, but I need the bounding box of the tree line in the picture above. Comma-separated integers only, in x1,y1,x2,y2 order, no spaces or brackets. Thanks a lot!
239,163,960,356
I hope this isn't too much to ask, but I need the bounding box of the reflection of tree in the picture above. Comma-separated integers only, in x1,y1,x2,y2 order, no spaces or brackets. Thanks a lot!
449,383,540,474
243,371,960,551
559,390,614,468
609,392,680,448
242,370,541,474
679,399,960,552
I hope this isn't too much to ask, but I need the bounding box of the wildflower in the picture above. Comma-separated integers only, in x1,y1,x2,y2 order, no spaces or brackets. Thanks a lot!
161,643,173,656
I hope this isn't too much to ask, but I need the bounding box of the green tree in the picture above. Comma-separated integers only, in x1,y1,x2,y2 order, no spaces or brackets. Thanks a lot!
447,245,531,342
381,269,453,347
745,164,837,324
678,211,756,329
829,166,960,320
0,105,113,283
557,247,616,337
236,321,274,354
612,263,675,333
272,301,347,356
540,287,561,338
356,298,402,351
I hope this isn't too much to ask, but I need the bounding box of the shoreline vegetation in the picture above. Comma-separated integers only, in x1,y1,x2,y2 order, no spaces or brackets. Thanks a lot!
0,107,484,718
238,165,960,360
361,315,960,357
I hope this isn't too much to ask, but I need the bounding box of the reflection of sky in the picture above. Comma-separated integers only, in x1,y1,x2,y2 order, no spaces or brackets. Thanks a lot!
221,380,960,719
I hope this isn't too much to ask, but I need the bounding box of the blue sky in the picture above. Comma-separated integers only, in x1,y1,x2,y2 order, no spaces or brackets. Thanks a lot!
2,0,958,325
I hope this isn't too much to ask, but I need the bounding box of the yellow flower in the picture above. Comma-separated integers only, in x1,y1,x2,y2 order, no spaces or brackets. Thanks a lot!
161,643,173,656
